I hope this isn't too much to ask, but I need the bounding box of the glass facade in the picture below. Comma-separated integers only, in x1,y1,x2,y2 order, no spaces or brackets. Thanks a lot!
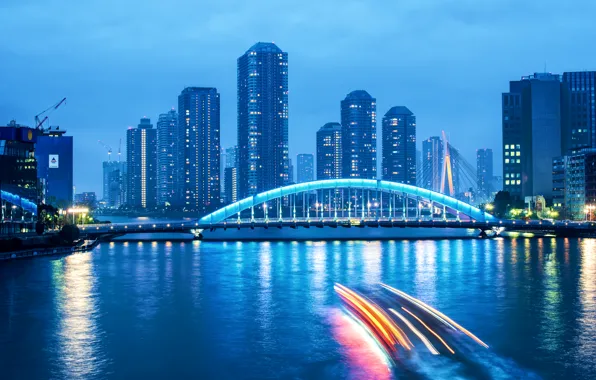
102,161,126,208
381,106,416,185
476,148,493,199
316,122,342,180
562,71,596,152
237,42,289,198
422,136,443,193
341,90,377,179
178,87,221,211
0,123,38,206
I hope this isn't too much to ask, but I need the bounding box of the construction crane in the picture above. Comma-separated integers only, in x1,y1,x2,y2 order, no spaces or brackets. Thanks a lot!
98,140,113,161
35,97,66,131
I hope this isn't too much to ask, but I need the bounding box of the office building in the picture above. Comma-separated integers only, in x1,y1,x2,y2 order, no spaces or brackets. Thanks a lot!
221,146,238,203
288,158,294,185
74,192,97,208
126,117,157,208
381,106,416,185
178,87,221,211
36,128,73,208
237,42,289,198
296,154,314,183
477,149,493,199
562,71,596,152
316,122,342,180
341,90,377,179
157,109,178,206
0,121,37,205
102,161,126,208
502,73,570,200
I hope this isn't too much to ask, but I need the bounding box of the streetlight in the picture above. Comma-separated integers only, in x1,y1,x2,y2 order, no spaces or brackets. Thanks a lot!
67,207,89,225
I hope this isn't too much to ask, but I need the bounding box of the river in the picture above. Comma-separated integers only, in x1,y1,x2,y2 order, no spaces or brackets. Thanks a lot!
1,237,595,379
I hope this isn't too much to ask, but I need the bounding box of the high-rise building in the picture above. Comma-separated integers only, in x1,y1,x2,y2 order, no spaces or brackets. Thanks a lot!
416,149,422,187
476,148,493,199
237,42,289,198
74,192,97,208
422,136,443,193
156,109,178,206
288,158,294,185
502,73,570,200
381,106,416,185
221,146,238,203
224,167,238,204
562,71,596,152
552,149,596,219
126,117,157,208
102,161,126,208
178,87,221,211
316,122,342,180
341,90,377,179
296,154,314,183
36,128,73,208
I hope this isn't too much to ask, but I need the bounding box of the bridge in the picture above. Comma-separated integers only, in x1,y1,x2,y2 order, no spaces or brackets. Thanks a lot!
79,179,596,239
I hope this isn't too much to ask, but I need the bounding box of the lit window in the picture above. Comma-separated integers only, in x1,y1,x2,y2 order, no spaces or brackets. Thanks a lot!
505,144,510,149
505,152,510,156
505,159,510,164
516,152,520,156
516,159,521,163
516,180,521,185
505,180,510,185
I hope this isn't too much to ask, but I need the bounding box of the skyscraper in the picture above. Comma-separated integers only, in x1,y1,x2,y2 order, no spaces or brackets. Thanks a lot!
422,136,443,193
502,73,569,199
156,109,178,206
126,117,157,208
381,106,416,185
296,154,314,183
562,71,596,152
316,122,342,180
222,146,238,203
237,42,289,198
476,148,493,199
341,90,377,179
178,87,221,211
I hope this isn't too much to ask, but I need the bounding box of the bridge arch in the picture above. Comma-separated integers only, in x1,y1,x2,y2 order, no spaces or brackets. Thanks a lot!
200,179,496,225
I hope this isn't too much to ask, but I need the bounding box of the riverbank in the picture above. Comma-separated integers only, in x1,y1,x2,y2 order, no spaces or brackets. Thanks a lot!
0,239,98,261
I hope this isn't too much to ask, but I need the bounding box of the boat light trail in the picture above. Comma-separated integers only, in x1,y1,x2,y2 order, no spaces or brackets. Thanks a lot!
389,308,439,355
401,307,455,355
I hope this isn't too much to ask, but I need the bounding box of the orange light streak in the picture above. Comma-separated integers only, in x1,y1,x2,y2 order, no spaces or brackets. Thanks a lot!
401,307,455,355
389,308,439,355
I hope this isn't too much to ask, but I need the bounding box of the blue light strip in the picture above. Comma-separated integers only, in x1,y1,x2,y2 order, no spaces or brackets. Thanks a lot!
200,179,496,224
0,190,38,216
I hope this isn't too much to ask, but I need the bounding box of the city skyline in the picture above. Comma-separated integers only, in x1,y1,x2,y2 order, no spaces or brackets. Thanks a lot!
3,1,596,194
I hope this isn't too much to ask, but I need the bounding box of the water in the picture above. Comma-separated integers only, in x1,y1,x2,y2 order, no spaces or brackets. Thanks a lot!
1,237,595,379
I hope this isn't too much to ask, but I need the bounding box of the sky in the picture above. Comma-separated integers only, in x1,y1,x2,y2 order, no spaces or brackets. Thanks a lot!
2,0,596,195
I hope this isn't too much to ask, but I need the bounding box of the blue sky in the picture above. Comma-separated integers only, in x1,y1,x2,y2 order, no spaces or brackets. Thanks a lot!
1,0,595,195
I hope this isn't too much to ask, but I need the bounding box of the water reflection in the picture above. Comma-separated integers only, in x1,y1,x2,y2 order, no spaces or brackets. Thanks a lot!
51,253,106,378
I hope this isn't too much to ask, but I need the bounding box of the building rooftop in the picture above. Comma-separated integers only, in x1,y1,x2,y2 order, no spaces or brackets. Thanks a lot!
246,42,283,54
319,122,341,130
384,106,413,117
344,90,374,101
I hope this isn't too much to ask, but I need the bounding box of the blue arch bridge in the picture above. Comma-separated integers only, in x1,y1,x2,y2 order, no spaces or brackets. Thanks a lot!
81,179,596,240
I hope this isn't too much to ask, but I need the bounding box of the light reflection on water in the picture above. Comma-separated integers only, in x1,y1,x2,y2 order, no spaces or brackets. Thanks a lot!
1,238,595,379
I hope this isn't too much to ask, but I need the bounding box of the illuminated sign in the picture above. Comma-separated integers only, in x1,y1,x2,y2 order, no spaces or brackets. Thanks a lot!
49,154,59,168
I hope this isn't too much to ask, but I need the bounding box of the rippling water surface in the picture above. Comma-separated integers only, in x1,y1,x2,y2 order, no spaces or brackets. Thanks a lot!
1,238,595,379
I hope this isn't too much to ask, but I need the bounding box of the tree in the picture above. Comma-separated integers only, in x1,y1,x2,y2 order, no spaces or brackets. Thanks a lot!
493,191,513,218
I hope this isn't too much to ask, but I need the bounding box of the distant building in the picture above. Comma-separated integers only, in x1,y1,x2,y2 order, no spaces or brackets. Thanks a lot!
562,71,596,152
36,128,73,208
296,154,314,183
422,136,443,193
502,73,570,200
381,106,416,185
75,192,97,208
288,158,294,185
156,109,178,206
224,167,238,204
341,90,377,179
316,122,342,180
221,146,238,203
102,161,126,208
237,42,289,198
178,87,221,211
126,117,157,208
476,149,493,199
0,121,38,207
